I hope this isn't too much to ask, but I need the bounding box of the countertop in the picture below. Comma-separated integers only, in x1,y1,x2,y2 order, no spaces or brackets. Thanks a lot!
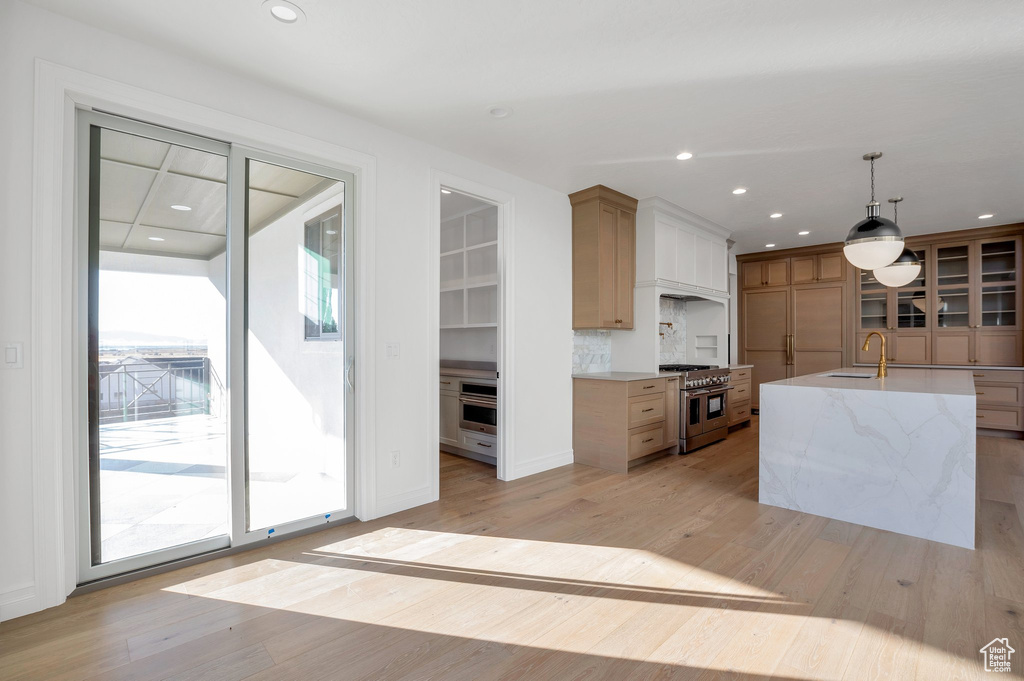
441,361,498,380
572,371,681,381
854,363,1022,371
763,367,976,397
727,364,754,370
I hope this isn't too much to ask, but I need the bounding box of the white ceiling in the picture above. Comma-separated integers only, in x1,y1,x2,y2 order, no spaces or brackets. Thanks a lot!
36,0,1024,254
98,128,331,259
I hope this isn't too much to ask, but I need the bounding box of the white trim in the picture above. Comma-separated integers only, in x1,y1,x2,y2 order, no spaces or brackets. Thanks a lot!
637,196,732,240
0,584,39,622
511,449,574,479
636,279,731,301
30,59,378,613
375,485,434,518
430,171,516,487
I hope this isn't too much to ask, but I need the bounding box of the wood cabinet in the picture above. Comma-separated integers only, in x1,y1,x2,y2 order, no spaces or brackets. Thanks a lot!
573,375,678,473
742,258,790,289
739,262,848,408
856,234,1023,367
792,252,846,284
727,366,752,427
666,376,680,444
570,185,638,329
973,369,1024,432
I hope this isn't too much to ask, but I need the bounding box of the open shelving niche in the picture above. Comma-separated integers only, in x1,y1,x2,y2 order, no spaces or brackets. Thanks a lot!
440,205,499,329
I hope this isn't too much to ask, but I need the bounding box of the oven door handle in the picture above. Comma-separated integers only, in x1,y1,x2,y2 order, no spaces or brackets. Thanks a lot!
459,396,497,407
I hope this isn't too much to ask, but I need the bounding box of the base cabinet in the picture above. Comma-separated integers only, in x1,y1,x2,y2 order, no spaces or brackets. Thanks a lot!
573,376,678,473
728,367,752,427
973,369,1024,433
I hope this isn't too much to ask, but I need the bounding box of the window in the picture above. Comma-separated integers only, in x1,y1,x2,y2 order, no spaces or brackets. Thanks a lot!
304,206,343,340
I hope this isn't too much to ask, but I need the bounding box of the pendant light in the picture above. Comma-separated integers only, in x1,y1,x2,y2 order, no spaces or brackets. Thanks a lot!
872,197,922,287
843,152,904,270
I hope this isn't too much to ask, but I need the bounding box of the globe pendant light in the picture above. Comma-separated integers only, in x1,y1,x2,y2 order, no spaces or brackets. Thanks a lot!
872,197,922,287
843,152,905,269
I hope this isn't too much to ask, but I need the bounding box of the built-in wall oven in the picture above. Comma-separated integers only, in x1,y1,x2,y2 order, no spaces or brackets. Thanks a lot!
459,380,497,435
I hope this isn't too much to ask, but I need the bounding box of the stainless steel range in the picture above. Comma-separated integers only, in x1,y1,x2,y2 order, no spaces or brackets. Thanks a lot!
659,364,732,453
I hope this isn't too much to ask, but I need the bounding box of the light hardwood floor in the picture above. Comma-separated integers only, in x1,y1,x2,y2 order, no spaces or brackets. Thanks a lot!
2,418,1023,680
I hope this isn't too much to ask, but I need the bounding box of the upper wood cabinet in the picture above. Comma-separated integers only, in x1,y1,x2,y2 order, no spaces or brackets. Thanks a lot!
570,185,638,329
742,258,790,289
792,252,846,284
636,198,730,294
856,232,1023,366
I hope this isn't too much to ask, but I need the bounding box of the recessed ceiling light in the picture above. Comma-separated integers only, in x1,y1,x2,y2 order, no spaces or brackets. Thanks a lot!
978,213,994,219
441,189,452,194
170,204,191,211
263,0,305,24
487,106,513,119
765,243,776,248
676,152,693,161
798,231,810,236
770,213,783,219
148,237,165,242
732,188,747,195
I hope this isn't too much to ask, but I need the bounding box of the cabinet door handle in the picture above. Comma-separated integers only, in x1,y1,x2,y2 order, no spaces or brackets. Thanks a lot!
976,392,985,395
615,318,623,324
977,414,985,418
973,374,984,378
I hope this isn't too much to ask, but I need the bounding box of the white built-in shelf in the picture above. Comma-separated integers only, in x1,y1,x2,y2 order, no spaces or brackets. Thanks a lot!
440,206,499,328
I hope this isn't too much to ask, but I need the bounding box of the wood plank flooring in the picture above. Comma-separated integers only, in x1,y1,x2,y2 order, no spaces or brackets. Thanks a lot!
2,418,1023,680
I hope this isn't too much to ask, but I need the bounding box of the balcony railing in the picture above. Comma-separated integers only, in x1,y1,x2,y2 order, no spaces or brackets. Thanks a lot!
98,357,224,424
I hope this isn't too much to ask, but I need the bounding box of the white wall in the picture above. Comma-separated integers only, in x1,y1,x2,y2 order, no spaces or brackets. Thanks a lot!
0,0,572,620
440,328,497,362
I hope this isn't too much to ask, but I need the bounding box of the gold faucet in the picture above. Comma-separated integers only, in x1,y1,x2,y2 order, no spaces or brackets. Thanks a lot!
861,332,887,378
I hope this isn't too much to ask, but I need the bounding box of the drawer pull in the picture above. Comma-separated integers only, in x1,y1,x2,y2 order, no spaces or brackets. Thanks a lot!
977,414,985,418
642,437,655,444
440,381,451,385
643,384,655,389
641,407,654,413
478,442,492,448
976,392,984,395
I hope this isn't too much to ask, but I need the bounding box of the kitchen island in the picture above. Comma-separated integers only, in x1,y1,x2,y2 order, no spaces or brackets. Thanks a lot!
759,367,976,549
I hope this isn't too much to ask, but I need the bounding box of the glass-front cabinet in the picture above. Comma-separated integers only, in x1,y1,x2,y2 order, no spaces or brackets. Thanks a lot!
858,235,1022,366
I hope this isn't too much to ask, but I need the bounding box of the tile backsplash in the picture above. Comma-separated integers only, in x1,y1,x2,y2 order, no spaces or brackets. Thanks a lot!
659,296,687,365
572,330,611,374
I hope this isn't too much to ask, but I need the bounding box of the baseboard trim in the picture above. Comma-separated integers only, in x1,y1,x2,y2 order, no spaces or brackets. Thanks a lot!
511,449,574,480
375,485,435,518
0,584,39,622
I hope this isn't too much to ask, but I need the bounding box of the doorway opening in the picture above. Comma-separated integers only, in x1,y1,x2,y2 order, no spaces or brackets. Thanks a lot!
438,188,501,488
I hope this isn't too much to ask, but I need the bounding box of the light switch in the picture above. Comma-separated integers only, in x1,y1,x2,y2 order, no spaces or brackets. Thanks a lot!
3,343,23,369
385,342,400,360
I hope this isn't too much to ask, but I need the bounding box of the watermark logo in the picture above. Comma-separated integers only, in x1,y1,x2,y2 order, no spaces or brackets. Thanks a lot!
980,637,1015,673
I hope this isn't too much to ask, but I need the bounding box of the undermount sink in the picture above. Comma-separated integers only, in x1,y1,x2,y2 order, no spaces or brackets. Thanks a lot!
824,372,877,379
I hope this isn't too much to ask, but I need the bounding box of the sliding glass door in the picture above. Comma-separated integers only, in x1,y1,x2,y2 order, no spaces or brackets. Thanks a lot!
79,112,355,583
235,149,355,539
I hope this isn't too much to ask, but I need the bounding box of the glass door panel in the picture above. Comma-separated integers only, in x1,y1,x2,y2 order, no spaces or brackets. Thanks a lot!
936,288,970,327
82,113,230,579
897,290,928,328
244,156,354,533
935,244,970,286
980,240,1017,283
981,286,1017,327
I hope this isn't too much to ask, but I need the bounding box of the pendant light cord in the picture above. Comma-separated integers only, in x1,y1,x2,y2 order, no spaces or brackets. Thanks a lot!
870,157,875,203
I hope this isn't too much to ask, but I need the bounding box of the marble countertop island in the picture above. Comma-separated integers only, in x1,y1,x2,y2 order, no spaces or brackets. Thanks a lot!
759,367,976,549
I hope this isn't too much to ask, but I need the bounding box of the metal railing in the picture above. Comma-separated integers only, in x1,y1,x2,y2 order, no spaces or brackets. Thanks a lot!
98,357,224,424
